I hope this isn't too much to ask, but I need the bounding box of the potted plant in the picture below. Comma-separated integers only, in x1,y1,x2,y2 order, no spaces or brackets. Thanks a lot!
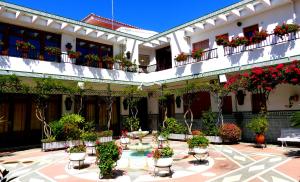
175,52,188,62
152,146,174,168
16,40,35,58
84,54,101,67
96,141,122,178
274,23,299,38
97,130,113,143
202,111,222,143
81,131,97,147
103,56,114,69
67,50,81,60
251,30,269,44
45,47,61,56
247,116,269,144
163,118,188,141
192,130,202,136
41,136,64,151
192,48,203,60
68,145,86,169
216,35,229,46
187,135,209,154
219,123,241,143
229,36,249,47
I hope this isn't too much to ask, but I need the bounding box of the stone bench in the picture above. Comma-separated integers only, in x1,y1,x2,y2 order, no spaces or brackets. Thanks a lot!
277,128,300,147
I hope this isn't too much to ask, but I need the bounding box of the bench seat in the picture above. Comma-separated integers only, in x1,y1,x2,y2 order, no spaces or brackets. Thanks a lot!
277,128,300,147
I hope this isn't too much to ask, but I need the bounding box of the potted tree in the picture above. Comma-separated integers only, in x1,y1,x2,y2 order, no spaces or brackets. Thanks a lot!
187,135,209,154
202,111,222,143
153,146,174,168
219,123,241,143
247,116,269,145
68,145,86,169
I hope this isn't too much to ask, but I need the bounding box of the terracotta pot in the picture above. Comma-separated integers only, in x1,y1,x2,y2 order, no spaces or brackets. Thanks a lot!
255,134,265,144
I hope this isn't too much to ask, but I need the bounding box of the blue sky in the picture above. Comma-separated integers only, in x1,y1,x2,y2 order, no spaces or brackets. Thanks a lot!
3,0,241,32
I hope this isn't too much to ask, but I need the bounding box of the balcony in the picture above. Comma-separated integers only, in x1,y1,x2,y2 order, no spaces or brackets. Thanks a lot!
0,45,139,73
224,32,300,56
175,48,218,67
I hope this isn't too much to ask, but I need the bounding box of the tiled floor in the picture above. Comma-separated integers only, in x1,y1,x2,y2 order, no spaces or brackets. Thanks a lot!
0,137,299,182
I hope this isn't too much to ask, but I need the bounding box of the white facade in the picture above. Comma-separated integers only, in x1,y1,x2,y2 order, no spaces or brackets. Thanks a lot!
0,0,300,117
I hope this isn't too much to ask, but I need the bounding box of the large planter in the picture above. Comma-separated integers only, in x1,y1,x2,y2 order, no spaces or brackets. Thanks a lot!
154,157,173,167
193,147,208,154
168,133,186,141
205,136,222,144
255,134,265,144
69,152,86,161
42,141,67,151
98,136,113,143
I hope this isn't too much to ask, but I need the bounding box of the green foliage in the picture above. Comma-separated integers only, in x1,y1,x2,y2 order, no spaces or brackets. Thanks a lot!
187,135,209,148
123,117,140,132
247,116,269,134
0,75,29,94
97,130,113,137
159,128,170,138
96,141,120,178
69,145,86,153
81,132,98,141
41,136,56,143
49,114,87,141
290,112,300,127
49,120,64,141
161,146,174,158
202,111,219,136
164,118,187,134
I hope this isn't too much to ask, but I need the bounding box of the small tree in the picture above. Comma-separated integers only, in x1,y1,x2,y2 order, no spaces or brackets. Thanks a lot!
158,84,172,128
104,84,115,131
176,82,199,134
33,78,76,139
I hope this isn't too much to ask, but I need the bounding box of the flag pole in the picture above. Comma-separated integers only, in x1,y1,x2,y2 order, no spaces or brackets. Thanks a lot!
112,0,114,30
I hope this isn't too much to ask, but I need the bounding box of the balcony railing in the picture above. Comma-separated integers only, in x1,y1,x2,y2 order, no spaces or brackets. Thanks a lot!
175,48,218,67
224,32,300,56
0,45,138,73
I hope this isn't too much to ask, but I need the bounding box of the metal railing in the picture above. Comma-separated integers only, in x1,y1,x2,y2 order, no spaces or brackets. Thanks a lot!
175,48,218,67
224,32,300,56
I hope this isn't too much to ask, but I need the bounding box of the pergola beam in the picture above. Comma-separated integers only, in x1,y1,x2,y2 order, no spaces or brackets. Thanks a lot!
246,4,256,12
218,14,228,22
260,0,271,6
231,9,241,17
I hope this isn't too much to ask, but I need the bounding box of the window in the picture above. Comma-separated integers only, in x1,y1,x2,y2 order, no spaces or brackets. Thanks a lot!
193,39,209,51
243,24,259,39
216,33,229,41
251,93,267,113
222,96,233,114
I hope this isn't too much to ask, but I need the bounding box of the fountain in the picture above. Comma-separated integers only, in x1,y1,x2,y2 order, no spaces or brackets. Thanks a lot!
127,129,151,152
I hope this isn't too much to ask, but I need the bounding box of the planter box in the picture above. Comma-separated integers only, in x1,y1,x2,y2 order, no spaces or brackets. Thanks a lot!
42,141,67,151
168,133,187,141
84,141,95,147
68,140,83,147
205,136,222,144
69,152,86,161
98,136,113,143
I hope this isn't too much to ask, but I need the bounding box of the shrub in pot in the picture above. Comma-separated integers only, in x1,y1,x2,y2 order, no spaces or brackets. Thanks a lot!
97,130,113,142
187,135,209,149
219,123,241,143
123,117,140,132
247,116,269,144
152,146,174,167
96,141,121,178
202,111,219,136
192,130,202,136
69,145,86,167
81,132,97,146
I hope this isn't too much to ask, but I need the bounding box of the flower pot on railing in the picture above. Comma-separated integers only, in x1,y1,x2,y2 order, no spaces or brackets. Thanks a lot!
16,40,35,59
274,23,299,39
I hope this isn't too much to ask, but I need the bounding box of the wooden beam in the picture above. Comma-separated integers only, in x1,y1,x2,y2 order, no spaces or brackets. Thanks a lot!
206,19,215,26
47,19,54,26
86,29,94,35
158,37,169,43
15,11,21,19
74,26,82,33
184,26,194,33
97,31,105,38
193,23,204,29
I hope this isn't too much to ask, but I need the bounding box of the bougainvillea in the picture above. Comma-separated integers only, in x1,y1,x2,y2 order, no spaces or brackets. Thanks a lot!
224,60,300,100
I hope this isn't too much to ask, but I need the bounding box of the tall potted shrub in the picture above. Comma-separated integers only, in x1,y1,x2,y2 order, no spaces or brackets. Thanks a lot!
202,110,222,143
187,135,209,153
219,123,241,143
247,116,269,144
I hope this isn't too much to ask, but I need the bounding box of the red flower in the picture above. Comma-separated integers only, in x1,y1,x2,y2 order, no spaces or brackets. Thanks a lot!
265,87,272,91
252,67,264,75
276,64,284,70
96,140,101,145
291,78,299,84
